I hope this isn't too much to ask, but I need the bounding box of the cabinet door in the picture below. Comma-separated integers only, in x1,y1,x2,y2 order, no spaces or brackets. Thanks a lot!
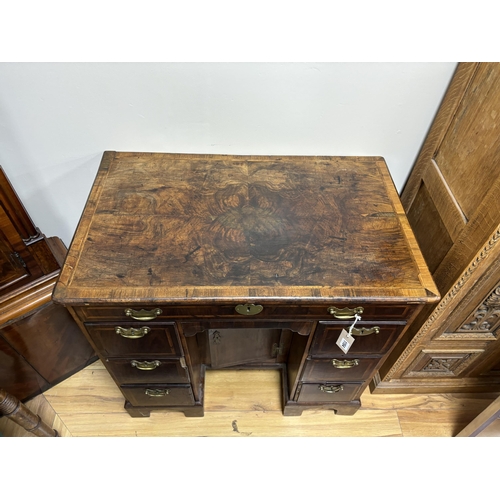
0,167,61,294
2,303,96,385
402,62,500,295
208,327,286,368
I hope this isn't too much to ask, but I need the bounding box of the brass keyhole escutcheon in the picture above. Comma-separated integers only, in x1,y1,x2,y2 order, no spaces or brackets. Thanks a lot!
235,304,264,315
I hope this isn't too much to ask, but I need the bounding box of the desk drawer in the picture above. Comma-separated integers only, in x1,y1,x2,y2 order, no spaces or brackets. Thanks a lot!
105,357,190,384
85,323,181,357
301,357,380,383
296,382,362,403
121,384,195,407
74,303,416,322
310,322,405,356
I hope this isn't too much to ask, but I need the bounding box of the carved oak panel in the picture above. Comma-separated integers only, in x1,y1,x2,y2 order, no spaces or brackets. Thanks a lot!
458,285,500,335
403,350,484,378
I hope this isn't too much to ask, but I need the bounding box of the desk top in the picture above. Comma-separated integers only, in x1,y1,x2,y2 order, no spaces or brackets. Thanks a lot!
53,152,438,305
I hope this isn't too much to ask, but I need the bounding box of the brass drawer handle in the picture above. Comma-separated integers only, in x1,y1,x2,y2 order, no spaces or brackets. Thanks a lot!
124,308,162,321
351,326,380,337
145,388,169,397
327,306,364,319
115,326,150,339
235,304,263,316
332,359,359,369
319,384,343,394
131,360,161,370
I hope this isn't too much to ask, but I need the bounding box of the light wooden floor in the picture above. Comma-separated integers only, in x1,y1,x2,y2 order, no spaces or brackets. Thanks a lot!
1,359,499,437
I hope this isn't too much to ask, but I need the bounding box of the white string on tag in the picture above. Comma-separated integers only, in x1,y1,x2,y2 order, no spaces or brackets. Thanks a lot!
348,313,362,335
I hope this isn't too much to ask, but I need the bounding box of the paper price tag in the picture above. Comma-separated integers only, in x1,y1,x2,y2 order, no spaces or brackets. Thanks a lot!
336,328,355,354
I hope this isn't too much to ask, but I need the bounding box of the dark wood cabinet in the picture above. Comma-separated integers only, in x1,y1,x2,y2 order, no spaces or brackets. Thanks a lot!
0,166,96,402
53,152,439,417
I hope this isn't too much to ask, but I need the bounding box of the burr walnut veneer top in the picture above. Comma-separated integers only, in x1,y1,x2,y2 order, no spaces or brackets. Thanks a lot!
53,152,438,305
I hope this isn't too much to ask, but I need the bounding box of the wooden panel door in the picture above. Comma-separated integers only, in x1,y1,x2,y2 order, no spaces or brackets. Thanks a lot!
376,63,500,391
208,327,288,368
0,167,60,295
401,62,500,295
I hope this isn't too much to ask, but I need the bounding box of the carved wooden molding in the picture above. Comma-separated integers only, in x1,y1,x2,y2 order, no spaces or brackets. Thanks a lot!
402,349,483,379
385,226,500,380
459,285,500,333
435,282,500,341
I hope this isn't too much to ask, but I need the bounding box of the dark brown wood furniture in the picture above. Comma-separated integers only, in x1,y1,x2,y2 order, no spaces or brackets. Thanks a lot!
0,166,96,402
373,63,500,394
53,152,438,417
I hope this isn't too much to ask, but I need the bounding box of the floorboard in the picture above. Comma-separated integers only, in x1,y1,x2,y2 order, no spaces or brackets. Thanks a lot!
1,360,498,437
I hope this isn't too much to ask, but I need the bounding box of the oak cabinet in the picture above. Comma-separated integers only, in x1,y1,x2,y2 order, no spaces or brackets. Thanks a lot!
373,63,500,394
53,152,438,417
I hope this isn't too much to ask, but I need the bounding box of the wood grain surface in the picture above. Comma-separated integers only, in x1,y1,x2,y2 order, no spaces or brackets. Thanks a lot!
53,153,438,304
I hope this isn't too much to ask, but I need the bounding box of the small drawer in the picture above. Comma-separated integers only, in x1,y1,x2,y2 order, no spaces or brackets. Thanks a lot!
74,303,416,322
296,382,362,403
310,322,405,356
105,357,190,384
77,306,168,322
85,323,181,357
121,384,195,407
301,357,380,383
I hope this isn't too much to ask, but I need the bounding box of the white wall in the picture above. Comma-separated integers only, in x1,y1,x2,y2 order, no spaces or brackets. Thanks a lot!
0,62,457,246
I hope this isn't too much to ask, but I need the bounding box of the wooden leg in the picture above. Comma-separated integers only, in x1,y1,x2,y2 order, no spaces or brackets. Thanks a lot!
283,400,361,416
332,402,361,415
0,389,57,437
124,402,151,418
182,406,204,417
283,406,304,416
124,402,204,418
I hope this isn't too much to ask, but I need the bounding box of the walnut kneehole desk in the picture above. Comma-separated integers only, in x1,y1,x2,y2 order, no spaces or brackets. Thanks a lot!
53,152,439,418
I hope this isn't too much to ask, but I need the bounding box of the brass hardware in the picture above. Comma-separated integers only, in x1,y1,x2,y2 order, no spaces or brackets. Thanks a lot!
235,304,264,316
180,357,187,369
332,359,359,369
327,306,364,319
272,343,283,357
351,326,380,337
130,360,161,370
124,308,162,321
115,326,150,339
145,388,169,397
319,384,343,394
